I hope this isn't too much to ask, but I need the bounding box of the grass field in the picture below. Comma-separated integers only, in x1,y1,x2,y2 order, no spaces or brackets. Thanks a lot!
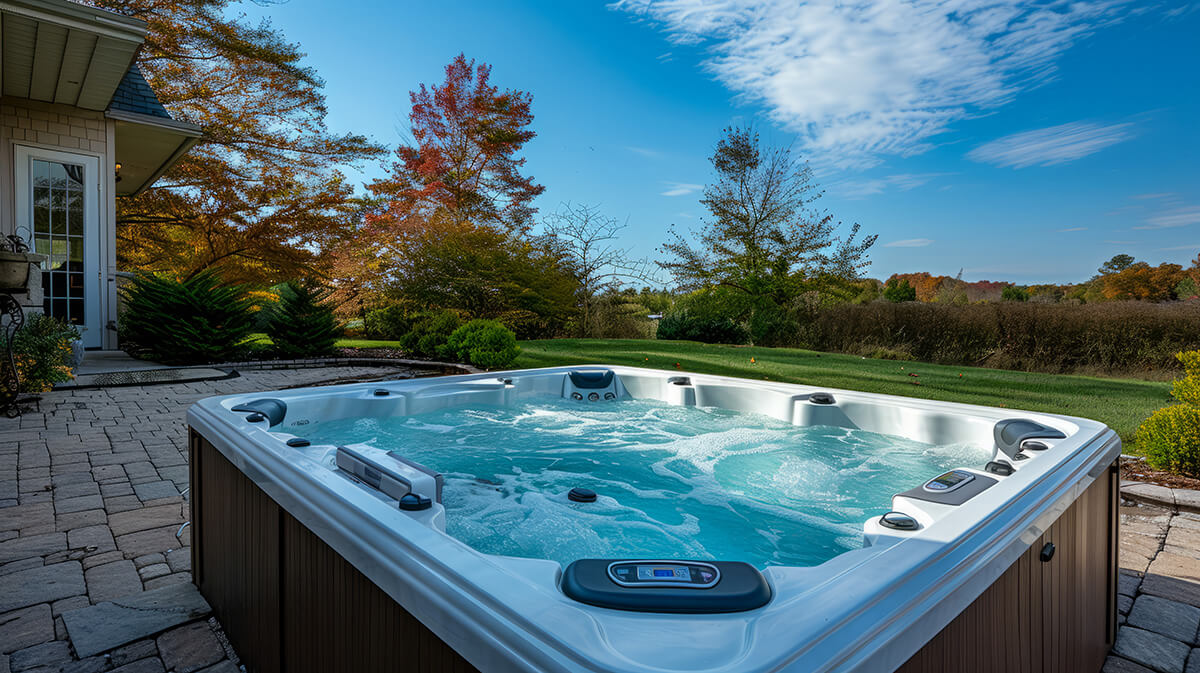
511,339,1171,453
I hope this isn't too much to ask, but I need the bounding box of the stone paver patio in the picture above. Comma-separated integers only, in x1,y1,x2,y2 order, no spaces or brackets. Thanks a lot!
3,366,1200,673
0,366,399,673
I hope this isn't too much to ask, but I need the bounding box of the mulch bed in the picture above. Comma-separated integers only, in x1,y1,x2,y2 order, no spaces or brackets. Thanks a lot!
1121,457,1200,491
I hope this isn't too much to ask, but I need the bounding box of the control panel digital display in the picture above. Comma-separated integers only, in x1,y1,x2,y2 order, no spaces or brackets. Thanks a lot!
607,561,721,589
923,469,975,493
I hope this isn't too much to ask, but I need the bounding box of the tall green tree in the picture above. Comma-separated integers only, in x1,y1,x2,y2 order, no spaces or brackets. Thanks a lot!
660,126,876,311
92,0,384,284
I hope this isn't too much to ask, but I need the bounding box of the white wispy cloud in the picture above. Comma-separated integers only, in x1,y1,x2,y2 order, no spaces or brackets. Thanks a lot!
1161,243,1200,251
1133,192,1174,200
626,146,663,158
611,0,1129,169
966,122,1133,168
833,172,950,199
661,182,703,196
1057,226,1088,232
1134,206,1200,230
884,238,934,248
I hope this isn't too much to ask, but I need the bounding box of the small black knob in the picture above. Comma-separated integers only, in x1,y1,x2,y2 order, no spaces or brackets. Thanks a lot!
880,511,919,531
286,437,310,448
809,392,836,405
1040,542,1056,562
246,413,266,423
373,389,390,397
398,493,432,511
986,460,1014,476
568,487,597,503
1023,440,1049,452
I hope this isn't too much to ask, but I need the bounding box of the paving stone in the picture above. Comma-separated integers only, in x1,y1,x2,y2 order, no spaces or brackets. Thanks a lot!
1105,655,1157,672
111,639,157,666
51,595,91,617
132,481,179,503
108,506,185,538
1187,648,1200,673
85,560,142,604
1151,552,1200,584
67,526,116,556
1121,570,1145,597
195,662,238,673
1178,490,1200,514
62,582,211,658
1114,626,1191,673
60,655,112,673
51,481,99,500
1129,595,1200,645
0,604,53,654
0,562,85,613
8,640,71,671
115,526,181,560
1120,594,1135,615
111,658,165,673
0,533,65,564
99,482,134,498
54,495,104,515
132,554,164,570
0,504,53,533
164,549,190,574
91,465,126,482
123,463,158,483
54,509,107,533
138,563,171,582
157,622,223,673
104,496,143,515
81,550,125,571
142,572,190,591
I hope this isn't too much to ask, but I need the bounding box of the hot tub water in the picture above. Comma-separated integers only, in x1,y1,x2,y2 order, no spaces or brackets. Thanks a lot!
301,397,989,568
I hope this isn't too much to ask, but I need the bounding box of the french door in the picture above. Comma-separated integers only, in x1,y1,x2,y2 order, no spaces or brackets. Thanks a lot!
14,146,102,348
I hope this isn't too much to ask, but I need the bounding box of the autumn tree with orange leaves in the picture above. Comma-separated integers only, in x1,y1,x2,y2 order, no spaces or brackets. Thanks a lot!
89,0,384,285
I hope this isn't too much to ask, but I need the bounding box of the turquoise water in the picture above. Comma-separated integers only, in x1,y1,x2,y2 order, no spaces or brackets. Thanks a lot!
303,397,988,568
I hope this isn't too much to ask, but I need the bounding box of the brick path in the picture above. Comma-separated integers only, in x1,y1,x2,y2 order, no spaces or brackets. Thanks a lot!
1107,504,1200,673
0,367,398,673
3,368,1200,673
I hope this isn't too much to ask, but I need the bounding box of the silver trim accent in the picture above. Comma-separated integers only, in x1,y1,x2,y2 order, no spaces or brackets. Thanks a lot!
605,560,721,589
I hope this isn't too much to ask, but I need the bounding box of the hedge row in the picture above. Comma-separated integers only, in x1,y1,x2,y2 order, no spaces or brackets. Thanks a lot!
800,301,1200,375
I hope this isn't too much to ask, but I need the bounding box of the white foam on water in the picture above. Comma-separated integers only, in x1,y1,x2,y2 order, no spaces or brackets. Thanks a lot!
303,396,991,568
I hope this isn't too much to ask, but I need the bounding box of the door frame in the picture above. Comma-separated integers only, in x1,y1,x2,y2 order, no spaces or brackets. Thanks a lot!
13,145,104,348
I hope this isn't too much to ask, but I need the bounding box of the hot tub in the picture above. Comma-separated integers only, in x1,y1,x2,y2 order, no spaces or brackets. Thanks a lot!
186,365,1120,673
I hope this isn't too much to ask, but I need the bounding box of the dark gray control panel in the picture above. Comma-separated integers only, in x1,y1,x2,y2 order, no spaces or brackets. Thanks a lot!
607,561,720,588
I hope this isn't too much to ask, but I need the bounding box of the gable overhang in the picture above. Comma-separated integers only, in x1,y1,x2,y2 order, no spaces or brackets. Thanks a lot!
107,108,201,196
0,0,145,110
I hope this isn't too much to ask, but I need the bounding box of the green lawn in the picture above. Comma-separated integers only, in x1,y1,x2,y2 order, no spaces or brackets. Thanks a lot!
513,339,1171,453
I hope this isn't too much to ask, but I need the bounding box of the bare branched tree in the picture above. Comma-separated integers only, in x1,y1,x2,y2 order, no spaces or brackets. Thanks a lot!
542,202,660,336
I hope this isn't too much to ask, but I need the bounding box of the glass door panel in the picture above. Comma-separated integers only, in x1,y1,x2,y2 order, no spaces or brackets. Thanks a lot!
31,158,87,326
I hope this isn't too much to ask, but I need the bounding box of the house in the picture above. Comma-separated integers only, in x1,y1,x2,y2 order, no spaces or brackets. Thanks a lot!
0,0,200,349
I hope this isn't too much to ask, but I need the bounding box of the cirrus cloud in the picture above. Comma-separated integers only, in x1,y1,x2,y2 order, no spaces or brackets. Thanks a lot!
884,238,935,248
612,0,1129,169
966,121,1133,168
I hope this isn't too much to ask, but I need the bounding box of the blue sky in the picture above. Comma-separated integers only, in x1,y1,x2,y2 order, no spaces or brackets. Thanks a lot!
242,0,1199,284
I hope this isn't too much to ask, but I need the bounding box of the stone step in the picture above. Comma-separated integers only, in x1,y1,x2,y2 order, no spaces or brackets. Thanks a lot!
62,582,211,658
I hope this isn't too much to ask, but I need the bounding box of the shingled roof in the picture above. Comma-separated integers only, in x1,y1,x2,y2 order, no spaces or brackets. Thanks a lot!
107,65,172,119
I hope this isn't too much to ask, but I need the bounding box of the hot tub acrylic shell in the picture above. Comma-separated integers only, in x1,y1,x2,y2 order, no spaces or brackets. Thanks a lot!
186,365,1120,673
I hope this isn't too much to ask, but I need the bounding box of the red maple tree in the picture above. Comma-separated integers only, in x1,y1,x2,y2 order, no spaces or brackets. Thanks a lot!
370,54,544,233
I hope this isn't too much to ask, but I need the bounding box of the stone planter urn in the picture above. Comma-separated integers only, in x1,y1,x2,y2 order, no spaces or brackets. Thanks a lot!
0,250,46,292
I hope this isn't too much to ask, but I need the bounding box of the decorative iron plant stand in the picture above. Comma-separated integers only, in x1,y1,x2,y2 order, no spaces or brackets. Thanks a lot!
0,234,40,417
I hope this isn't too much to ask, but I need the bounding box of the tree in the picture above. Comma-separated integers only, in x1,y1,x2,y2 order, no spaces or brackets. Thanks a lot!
369,54,544,233
542,202,658,337
1001,285,1029,302
883,278,916,302
659,127,876,314
96,0,384,284
1098,254,1136,276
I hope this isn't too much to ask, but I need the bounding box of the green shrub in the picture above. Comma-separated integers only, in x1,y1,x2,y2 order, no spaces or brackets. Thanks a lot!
399,310,465,358
656,312,748,344
1139,405,1200,477
6,313,79,392
364,303,415,341
747,307,800,347
119,271,256,364
443,319,520,369
265,281,341,358
882,278,916,303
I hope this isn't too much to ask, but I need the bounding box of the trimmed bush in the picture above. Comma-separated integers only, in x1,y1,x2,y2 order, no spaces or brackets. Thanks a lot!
882,278,916,303
6,313,79,392
1139,404,1200,477
656,312,748,344
265,281,341,358
443,319,520,369
398,310,464,358
364,303,415,341
119,272,256,365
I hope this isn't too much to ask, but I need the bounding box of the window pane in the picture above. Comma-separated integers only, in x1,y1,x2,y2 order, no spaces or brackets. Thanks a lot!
68,299,84,324
69,238,84,263
68,192,83,236
51,273,65,298
51,190,66,234
35,238,52,257
33,160,49,187
50,162,67,189
69,273,84,298
52,298,67,320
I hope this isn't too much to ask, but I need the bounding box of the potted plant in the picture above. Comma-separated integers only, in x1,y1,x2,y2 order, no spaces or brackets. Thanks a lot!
0,234,46,292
